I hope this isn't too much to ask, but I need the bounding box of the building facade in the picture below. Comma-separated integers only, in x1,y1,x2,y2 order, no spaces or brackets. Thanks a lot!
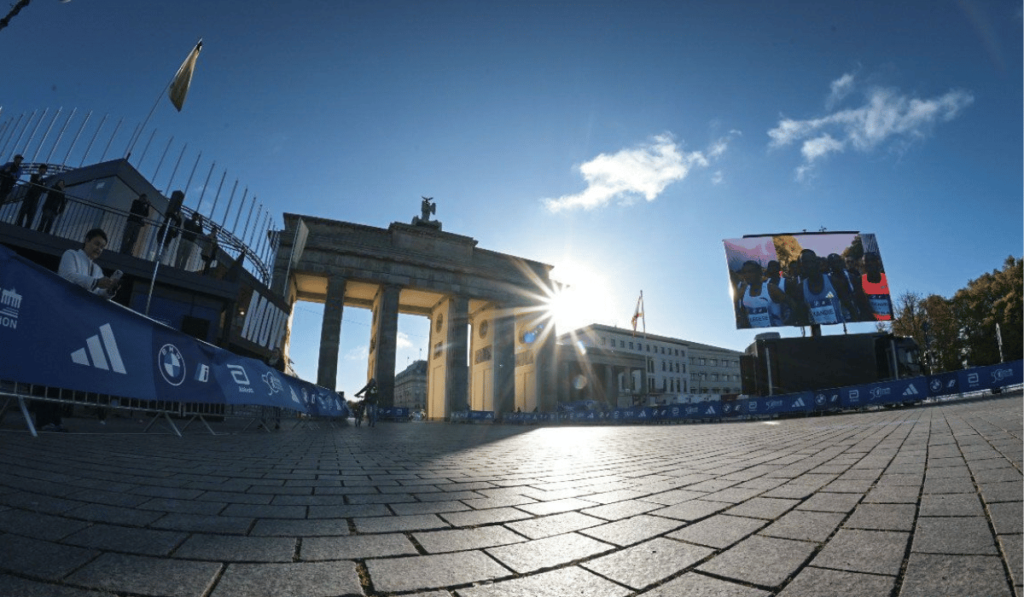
557,324,743,406
394,359,427,410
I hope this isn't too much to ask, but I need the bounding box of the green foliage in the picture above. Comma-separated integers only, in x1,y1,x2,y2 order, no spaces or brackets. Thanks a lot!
893,256,1022,371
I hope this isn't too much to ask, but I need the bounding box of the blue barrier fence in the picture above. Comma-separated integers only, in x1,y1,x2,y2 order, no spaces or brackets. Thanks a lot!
460,360,1021,425
0,244,349,420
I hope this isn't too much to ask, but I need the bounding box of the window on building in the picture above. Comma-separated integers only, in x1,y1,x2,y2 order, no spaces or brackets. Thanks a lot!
600,337,606,345
699,358,706,365
710,358,717,366
711,374,718,381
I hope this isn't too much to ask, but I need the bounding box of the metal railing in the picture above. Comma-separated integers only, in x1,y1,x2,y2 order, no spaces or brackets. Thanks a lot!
0,164,274,284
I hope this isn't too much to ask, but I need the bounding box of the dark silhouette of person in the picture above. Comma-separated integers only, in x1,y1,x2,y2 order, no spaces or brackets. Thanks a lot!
120,193,151,255
0,154,23,204
37,179,67,233
15,164,47,227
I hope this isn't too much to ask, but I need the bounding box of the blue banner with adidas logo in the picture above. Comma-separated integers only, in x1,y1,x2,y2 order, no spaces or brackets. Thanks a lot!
0,245,347,418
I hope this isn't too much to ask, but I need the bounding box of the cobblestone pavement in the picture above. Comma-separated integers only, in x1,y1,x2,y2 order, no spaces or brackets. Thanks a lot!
0,393,1020,597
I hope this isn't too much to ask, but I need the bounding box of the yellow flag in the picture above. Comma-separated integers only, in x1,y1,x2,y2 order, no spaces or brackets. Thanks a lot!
168,41,202,112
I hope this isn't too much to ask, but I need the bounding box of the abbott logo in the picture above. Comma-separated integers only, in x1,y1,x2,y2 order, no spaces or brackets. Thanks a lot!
158,344,186,386
228,365,254,394
71,324,126,374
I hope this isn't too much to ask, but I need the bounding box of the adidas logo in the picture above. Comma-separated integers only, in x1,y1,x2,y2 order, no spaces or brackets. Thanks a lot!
902,384,919,396
71,324,126,374
791,397,806,408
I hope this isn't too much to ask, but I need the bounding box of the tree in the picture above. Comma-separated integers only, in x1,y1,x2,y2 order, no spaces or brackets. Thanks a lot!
953,256,1023,366
773,235,803,270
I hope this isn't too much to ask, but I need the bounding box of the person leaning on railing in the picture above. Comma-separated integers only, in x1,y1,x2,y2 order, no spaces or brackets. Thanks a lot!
58,228,121,299
37,179,67,234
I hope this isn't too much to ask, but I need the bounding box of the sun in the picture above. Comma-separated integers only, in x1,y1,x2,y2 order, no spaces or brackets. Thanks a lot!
544,260,613,334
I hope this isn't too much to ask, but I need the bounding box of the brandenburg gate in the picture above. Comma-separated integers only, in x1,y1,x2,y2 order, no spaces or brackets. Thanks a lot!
270,200,558,419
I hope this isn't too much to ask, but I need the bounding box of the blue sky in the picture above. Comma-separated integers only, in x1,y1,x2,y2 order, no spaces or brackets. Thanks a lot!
3,0,1021,396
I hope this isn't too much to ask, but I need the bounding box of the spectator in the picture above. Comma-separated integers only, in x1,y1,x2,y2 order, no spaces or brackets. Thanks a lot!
58,228,120,299
0,154,23,204
37,179,67,234
200,223,220,276
15,164,47,227
120,193,151,255
354,378,379,427
176,211,203,270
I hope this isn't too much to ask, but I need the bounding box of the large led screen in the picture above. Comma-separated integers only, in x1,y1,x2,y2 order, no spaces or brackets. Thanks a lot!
723,232,893,329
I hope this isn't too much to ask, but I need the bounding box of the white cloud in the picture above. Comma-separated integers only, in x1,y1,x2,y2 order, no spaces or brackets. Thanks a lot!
396,332,412,350
711,170,724,185
826,73,856,109
543,133,732,212
769,80,973,179
801,134,845,162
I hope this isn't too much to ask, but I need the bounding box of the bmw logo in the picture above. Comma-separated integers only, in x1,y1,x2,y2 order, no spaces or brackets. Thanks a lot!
158,344,186,386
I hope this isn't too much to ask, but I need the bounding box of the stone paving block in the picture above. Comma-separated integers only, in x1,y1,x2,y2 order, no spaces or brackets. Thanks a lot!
863,484,919,503
796,492,862,513
0,573,117,596
809,529,909,576
582,489,655,505
636,571,770,596
211,561,362,597
486,532,613,573
697,534,816,588
0,490,84,514
844,503,916,531
250,518,350,537
821,478,875,493
66,502,165,526
899,553,1012,597
515,497,599,516
922,476,976,494
998,533,1023,591
702,486,763,503
173,533,296,562
651,499,730,522
776,566,895,597
220,504,308,519
760,510,844,542
0,507,91,541
198,491,273,504
578,513,684,546
354,513,449,533
925,465,971,479
0,533,98,580
66,552,221,597
455,565,630,597
988,501,1024,535
390,499,472,515
980,480,1024,504
505,511,605,540
64,524,187,556
461,494,539,509
151,512,254,535
137,497,228,515
582,499,661,521
440,506,532,527
367,550,509,593
641,488,707,506
667,514,766,549
414,525,525,553
919,492,985,516
301,533,418,560
973,467,1023,484
725,497,800,520
307,503,389,518
913,516,999,554
582,536,713,589
761,483,819,500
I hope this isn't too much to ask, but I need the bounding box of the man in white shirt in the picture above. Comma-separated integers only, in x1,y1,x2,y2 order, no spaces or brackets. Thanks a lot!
58,228,120,299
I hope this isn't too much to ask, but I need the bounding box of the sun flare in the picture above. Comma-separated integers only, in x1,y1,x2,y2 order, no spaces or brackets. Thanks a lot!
544,260,613,334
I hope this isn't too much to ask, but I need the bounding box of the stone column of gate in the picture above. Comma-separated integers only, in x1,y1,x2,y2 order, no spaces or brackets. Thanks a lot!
317,275,346,389
493,311,516,415
445,296,470,414
537,323,558,411
371,284,401,407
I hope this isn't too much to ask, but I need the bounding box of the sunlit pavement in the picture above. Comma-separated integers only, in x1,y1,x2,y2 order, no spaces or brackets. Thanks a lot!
0,393,1020,597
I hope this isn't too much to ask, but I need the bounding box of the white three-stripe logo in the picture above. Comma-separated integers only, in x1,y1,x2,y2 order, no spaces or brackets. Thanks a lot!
902,384,919,396
71,324,127,374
